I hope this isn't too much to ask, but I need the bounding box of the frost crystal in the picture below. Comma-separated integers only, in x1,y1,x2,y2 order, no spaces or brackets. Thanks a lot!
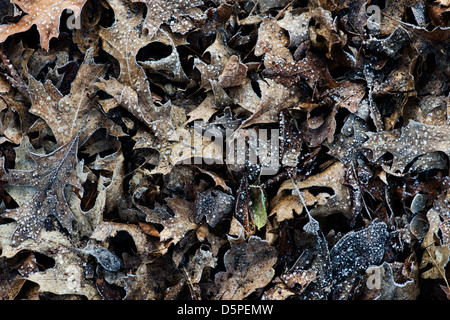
328,221,388,283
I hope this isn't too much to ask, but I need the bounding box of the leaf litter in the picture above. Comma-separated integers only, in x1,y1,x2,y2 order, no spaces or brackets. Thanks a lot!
0,0,449,300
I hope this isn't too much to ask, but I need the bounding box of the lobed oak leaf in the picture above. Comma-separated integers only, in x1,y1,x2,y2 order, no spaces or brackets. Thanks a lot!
277,161,354,218
0,223,100,299
184,246,216,284
1,137,82,245
184,93,218,124
269,191,315,222
214,236,277,300
325,114,369,166
28,48,119,146
130,0,203,39
27,243,101,299
141,30,191,84
194,30,235,90
90,220,165,256
217,55,248,89
98,0,155,127
240,78,300,128
141,197,197,245
0,0,88,51
362,120,450,173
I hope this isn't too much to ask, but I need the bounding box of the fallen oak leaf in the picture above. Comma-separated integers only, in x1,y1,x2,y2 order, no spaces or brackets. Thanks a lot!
325,114,370,166
0,0,88,51
141,29,191,84
194,29,235,90
218,55,248,88
1,136,82,245
301,108,337,147
254,16,291,68
239,78,301,128
26,243,101,299
329,221,388,282
141,197,197,245
90,220,166,256
80,241,121,272
193,189,235,227
277,9,311,49
362,120,450,173
97,0,155,127
0,224,100,299
28,48,121,146
130,0,203,39
214,236,277,299
277,161,354,219
269,190,315,222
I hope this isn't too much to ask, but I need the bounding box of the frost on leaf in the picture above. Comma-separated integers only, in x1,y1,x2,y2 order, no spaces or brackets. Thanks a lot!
214,236,277,299
325,114,369,166
130,0,203,39
28,49,121,146
142,197,197,245
0,0,88,50
0,0,449,301
97,0,155,127
362,120,450,173
1,137,82,245
193,189,234,227
328,221,388,283
357,260,420,300
277,161,354,218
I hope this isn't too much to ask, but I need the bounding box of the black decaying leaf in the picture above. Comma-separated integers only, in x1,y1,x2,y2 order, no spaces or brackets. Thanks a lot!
328,221,389,283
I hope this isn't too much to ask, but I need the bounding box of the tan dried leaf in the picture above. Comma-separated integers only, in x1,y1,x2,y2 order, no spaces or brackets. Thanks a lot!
214,236,277,299
142,197,197,245
240,78,300,128
98,0,155,126
194,30,235,90
277,10,311,48
0,225,100,299
277,161,353,218
28,49,113,146
254,17,290,60
130,0,203,38
218,55,248,89
0,0,88,50
269,191,315,222
90,220,164,256
362,120,450,173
